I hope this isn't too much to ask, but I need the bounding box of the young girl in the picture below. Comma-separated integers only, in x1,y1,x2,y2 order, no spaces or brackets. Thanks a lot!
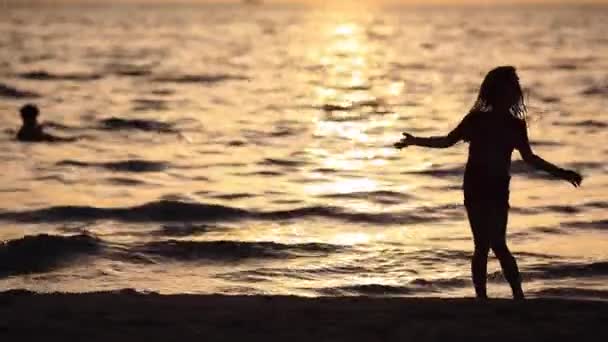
394,66,582,300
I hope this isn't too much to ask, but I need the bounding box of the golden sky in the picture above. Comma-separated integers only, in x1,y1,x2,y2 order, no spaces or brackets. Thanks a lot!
5,0,608,4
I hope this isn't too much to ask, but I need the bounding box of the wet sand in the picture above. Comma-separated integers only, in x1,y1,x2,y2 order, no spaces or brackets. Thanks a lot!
1,290,607,341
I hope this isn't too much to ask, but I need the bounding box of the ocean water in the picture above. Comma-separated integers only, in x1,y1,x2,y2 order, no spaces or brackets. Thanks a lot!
0,3,607,299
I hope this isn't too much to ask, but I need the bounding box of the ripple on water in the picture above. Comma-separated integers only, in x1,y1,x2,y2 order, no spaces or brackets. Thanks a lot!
0,83,39,98
581,84,608,96
18,71,103,81
525,261,608,280
153,73,249,84
234,170,285,177
135,240,345,261
530,287,608,300
57,159,170,173
562,219,608,230
319,190,414,205
553,120,608,129
104,63,153,77
156,223,223,237
98,117,177,133
258,158,307,167
209,193,257,200
105,177,149,186
317,284,418,296
131,98,170,112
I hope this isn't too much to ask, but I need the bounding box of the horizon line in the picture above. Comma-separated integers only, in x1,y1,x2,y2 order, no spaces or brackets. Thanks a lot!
2,0,608,8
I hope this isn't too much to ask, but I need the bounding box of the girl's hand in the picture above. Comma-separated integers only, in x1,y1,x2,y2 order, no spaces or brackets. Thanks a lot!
394,132,415,149
562,169,583,187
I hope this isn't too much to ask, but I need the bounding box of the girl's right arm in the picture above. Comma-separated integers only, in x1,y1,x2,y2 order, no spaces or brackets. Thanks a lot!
395,114,471,149
517,124,582,187
394,131,461,149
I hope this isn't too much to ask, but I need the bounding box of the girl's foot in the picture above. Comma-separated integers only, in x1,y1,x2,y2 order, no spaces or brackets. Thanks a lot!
475,295,489,302
512,287,525,300
474,285,487,301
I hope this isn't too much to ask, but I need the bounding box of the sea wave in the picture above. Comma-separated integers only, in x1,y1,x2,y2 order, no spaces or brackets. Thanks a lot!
530,287,608,300
0,200,250,223
319,190,413,205
209,193,256,200
105,177,149,186
554,120,608,129
132,98,170,112
317,284,419,296
153,74,249,84
0,200,437,225
526,261,608,280
57,159,170,173
258,158,307,167
564,219,608,230
316,278,470,296
220,264,369,283
258,206,432,224
410,277,469,288
104,63,153,77
18,71,103,81
136,240,344,261
98,117,177,133
581,84,608,96
0,83,39,98
4,199,589,226
156,224,222,237
0,234,101,277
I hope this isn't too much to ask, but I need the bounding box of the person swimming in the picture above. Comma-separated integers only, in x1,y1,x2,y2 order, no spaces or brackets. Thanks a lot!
394,66,582,300
17,104,76,143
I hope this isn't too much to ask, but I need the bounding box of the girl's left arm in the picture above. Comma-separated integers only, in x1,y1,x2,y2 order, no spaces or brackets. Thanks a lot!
517,123,582,187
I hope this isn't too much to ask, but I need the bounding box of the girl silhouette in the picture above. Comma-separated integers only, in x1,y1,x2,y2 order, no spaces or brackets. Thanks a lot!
394,66,582,300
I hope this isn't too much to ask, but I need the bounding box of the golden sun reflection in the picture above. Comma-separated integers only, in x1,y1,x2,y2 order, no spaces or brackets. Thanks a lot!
304,18,392,204
306,178,378,196
388,81,404,96
333,23,357,37
313,120,370,142
329,232,373,245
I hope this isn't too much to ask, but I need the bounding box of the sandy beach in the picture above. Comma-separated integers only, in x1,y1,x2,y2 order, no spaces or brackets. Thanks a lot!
1,290,607,341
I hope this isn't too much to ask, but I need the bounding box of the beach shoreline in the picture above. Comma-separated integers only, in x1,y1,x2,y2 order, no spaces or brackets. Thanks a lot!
1,290,607,341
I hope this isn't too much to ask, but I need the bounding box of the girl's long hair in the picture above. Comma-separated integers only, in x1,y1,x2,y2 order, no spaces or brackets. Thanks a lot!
469,66,527,122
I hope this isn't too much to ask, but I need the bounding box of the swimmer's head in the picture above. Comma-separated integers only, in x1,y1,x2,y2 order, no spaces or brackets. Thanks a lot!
20,104,39,124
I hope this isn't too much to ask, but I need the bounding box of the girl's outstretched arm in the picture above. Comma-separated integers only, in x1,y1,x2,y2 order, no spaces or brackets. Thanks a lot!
394,131,460,149
517,126,583,187
395,116,468,149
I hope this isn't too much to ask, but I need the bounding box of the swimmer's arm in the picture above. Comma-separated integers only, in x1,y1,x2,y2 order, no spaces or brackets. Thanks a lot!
39,123,79,142
42,132,77,143
42,132,60,142
40,122,61,129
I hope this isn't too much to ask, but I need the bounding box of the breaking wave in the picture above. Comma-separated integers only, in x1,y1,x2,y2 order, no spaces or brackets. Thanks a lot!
0,234,102,277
